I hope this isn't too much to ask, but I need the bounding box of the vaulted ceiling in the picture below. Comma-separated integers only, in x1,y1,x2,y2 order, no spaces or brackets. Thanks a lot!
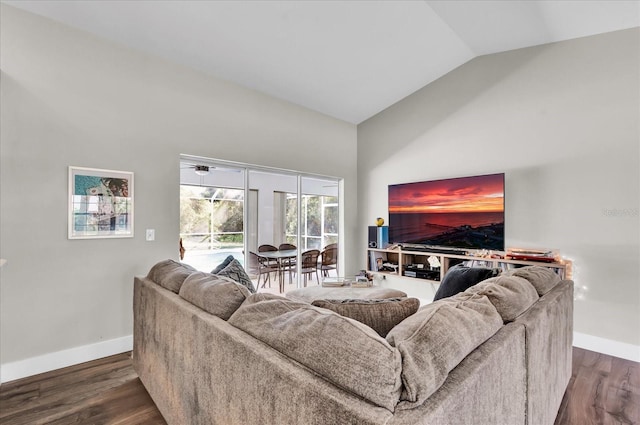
4,0,639,123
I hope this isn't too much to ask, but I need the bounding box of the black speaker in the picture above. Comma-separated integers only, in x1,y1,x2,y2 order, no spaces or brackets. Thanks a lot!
368,226,378,248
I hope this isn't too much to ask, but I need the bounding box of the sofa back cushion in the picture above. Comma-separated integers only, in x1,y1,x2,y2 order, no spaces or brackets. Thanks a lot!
504,266,562,296
147,259,197,293
386,294,502,408
178,271,251,320
465,275,539,322
228,295,402,411
311,298,420,337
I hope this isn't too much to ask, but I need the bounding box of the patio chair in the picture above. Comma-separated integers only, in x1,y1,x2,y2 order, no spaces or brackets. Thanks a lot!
318,246,338,277
295,249,320,287
258,244,279,267
248,251,278,289
278,243,297,284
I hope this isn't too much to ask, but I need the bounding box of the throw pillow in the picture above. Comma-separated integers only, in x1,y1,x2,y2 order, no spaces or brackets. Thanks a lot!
215,258,256,293
311,298,420,337
211,255,235,274
147,259,197,293
433,264,500,301
179,271,251,320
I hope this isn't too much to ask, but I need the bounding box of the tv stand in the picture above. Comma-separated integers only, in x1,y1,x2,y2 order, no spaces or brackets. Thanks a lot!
367,246,568,284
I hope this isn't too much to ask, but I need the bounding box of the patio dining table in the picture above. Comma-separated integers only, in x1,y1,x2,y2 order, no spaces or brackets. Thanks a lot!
257,249,297,291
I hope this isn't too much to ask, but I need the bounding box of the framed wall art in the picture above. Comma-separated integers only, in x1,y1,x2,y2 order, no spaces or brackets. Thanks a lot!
68,166,134,239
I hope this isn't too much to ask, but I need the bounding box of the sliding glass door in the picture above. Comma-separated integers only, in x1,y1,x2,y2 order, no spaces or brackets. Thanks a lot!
180,156,340,291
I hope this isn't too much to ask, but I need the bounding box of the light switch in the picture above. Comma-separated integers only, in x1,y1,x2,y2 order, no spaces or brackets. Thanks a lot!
146,229,155,241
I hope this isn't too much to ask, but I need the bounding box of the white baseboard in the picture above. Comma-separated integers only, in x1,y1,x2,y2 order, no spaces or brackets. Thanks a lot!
574,332,640,362
0,335,133,384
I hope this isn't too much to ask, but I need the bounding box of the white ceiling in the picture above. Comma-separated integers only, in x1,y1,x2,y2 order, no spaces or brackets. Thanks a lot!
4,0,639,124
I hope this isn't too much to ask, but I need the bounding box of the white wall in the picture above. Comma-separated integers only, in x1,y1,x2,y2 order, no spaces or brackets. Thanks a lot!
0,5,357,381
358,28,640,359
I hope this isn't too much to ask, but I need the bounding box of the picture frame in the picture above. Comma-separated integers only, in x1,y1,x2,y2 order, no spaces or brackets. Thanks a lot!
68,166,134,239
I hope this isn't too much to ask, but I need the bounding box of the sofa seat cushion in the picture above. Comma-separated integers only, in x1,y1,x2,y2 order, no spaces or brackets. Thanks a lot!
147,259,197,293
228,294,402,411
386,294,502,408
178,271,251,320
504,266,562,296
465,275,539,322
311,298,420,337
433,264,500,300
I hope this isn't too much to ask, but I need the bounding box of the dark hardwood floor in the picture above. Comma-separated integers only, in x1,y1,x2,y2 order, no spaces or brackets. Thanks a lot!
0,347,637,424
554,348,639,425
0,353,165,425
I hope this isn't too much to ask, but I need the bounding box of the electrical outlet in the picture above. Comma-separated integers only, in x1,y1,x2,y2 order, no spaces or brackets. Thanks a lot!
145,229,155,241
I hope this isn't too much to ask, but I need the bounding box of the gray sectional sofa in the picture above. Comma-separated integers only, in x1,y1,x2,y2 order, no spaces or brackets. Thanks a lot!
133,260,573,425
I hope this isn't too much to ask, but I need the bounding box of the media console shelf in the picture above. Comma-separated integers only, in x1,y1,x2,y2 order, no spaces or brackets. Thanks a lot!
367,247,569,285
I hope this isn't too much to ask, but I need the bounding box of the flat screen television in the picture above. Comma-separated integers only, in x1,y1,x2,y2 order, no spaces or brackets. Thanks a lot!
388,173,505,251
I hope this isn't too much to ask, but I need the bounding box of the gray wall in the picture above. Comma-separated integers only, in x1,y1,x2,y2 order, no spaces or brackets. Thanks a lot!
358,28,640,350
0,5,357,368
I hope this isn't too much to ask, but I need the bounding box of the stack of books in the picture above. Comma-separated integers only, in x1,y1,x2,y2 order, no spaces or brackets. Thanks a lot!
322,277,346,287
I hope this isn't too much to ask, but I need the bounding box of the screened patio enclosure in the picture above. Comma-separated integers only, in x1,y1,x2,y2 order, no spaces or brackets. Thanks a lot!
179,156,341,290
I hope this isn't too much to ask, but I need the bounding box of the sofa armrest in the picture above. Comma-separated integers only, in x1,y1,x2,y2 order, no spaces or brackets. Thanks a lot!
513,280,574,425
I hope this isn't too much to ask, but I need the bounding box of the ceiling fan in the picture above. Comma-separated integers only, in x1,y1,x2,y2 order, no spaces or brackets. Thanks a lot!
181,162,245,176
181,163,211,175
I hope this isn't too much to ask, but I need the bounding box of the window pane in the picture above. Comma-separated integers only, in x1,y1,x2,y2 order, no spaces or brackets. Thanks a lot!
324,196,338,205
324,204,338,234
285,195,297,235
212,191,243,247
323,235,338,247
180,184,244,271
306,237,322,250
180,193,211,251
305,196,321,237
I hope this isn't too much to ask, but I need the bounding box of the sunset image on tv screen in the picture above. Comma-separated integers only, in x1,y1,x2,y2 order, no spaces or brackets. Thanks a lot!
388,173,505,250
